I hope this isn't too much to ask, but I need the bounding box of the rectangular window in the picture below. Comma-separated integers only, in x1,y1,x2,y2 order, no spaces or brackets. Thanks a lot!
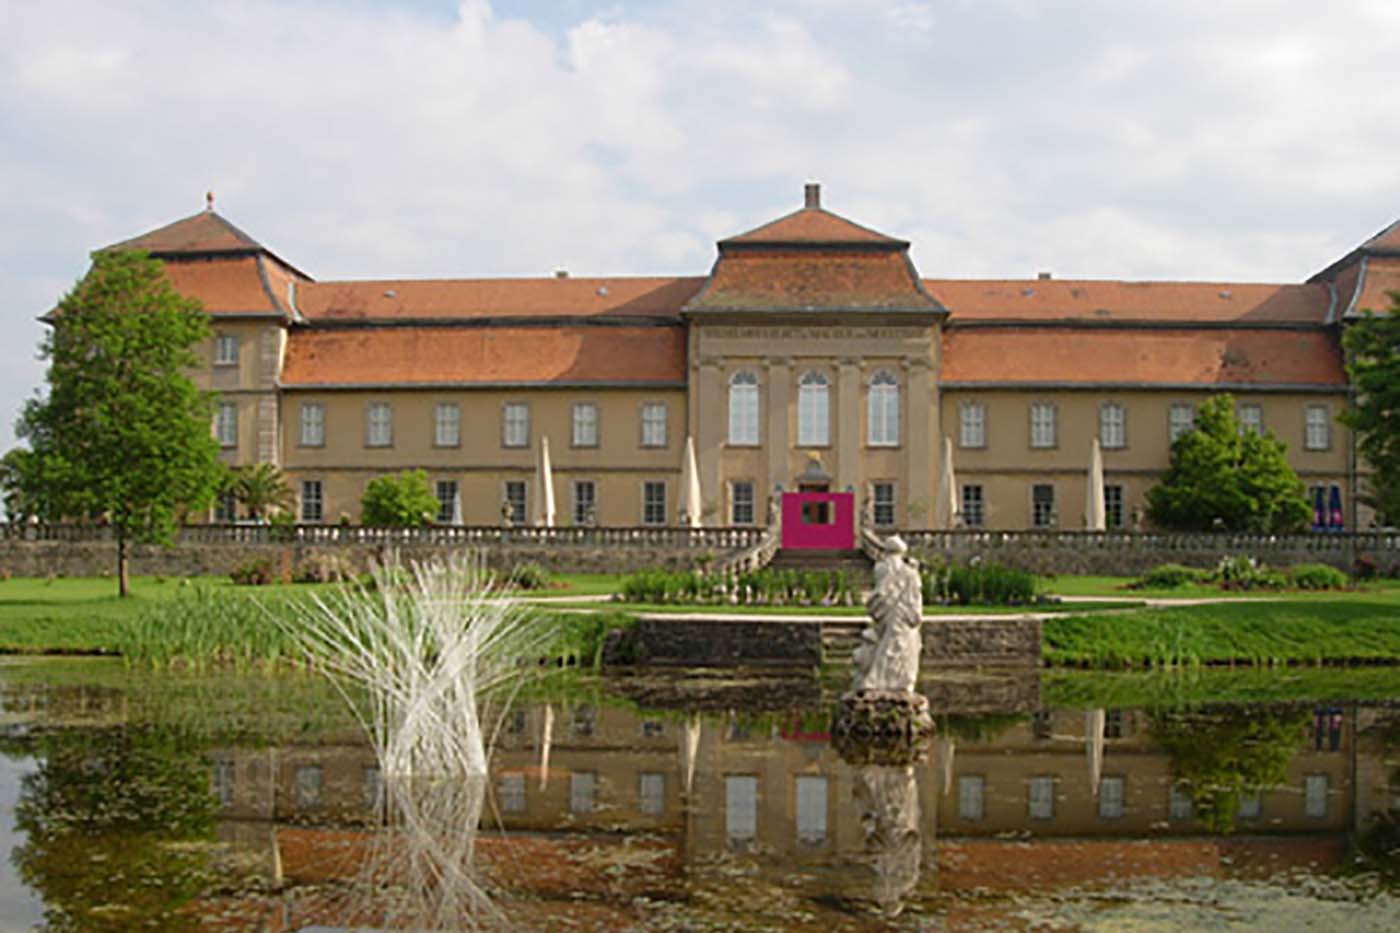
433,402,460,447
435,480,459,524
872,482,895,527
573,480,596,526
725,775,758,845
1238,403,1264,435
731,481,755,525
571,704,596,736
295,765,323,809
366,401,392,447
214,333,239,366
299,402,325,447
572,402,599,447
504,481,527,526
642,481,667,526
216,402,237,448
958,775,985,821
1169,784,1194,822
1238,792,1262,820
1098,776,1125,819
1304,405,1330,450
1028,775,1055,820
728,374,760,446
213,490,237,523
212,758,235,807
499,773,526,813
1030,402,1056,448
641,402,667,447
1305,774,1329,818
503,402,529,448
959,402,986,449
1099,402,1126,449
1169,403,1195,442
300,480,323,523
1104,484,1124,529
795,775,828,845
962,484,985,528
569,771,596,814
363,766,383,813
639,772,665,816
640,719,665,739
867,374,899,447
1032,484,1056,528
1032,710,1053,740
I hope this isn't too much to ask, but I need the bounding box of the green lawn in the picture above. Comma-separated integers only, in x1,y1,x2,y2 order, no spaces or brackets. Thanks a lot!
1045,574,1400,602
540,573,626,596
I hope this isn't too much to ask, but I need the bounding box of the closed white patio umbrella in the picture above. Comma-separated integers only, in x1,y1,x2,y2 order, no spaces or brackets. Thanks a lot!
1086,707,1105,796
934,435,959,529
1086,438,1106,531
532,436,556,528
680,436,703,528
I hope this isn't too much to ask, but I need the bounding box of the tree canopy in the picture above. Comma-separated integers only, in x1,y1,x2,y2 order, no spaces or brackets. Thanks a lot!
13,250,225,594
227,462,295,521
1145,393,1310,533
360,469,439,527
1341,296,1400,526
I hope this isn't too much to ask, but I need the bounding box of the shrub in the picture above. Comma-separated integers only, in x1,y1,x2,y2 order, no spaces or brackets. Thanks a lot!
230,558,277,586
510,563,551,591
1287,563,1348,591
360,469,438,527
1211,555,1286,591
935,560,1038,606
1130,563,1205,590
1354,555,1379,581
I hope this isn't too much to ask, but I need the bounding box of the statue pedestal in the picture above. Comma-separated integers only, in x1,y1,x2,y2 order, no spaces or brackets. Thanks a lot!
832,690,934,766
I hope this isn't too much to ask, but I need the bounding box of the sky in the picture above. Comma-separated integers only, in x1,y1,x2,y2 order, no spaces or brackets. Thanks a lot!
4,0,1400,453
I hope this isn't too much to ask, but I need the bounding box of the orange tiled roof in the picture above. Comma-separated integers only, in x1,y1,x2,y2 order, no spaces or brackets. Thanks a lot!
1359,218,1400,253
941,327,1346,386
295,276,702,322
162,256,285,316
687,248,943,312
1343,254,1400,318
723,205,902,245
104,209,264,255
928,280,1332,324
280,324,686,387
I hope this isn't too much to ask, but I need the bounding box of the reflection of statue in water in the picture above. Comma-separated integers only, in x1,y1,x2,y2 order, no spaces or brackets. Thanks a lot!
852,532,924,693
853,764,922,918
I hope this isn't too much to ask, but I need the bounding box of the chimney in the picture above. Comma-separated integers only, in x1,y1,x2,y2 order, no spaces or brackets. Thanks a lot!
554,268,569,279
1037,271,1052,280
804,182,821,209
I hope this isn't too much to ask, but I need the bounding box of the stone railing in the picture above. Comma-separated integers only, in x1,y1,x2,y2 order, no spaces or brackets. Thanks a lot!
711,514,782,576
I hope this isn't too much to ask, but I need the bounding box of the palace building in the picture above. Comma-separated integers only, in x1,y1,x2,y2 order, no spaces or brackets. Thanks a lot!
92,184,1375,531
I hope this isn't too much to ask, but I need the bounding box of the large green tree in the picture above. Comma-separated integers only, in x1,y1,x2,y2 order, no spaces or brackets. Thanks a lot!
1341,296,1400,526
1145,393,1310,533
14,250,225,595
360,468,439,527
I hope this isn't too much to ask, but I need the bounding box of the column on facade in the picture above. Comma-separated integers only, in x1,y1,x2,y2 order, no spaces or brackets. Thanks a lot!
836,357,862,496
766,356,791,496
696,358,725,526
905,358,934,529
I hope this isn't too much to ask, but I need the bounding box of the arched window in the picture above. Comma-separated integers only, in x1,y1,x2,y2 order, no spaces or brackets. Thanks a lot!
798,371,830,447
867,370,899,447
728,371,760,445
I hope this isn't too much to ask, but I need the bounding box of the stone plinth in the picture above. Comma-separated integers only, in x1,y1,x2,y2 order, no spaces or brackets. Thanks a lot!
831,690,934,766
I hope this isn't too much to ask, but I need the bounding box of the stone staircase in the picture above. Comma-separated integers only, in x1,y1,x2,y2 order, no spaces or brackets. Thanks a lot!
767,547,874,578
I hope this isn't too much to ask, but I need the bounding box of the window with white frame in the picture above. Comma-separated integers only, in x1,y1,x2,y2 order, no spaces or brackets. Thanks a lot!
1099,402,1126,449
1304,405,1330,450
867,370,899,447
213,490,237,523
1104,484,1124,529
572,402,599,447
366,402,392,447
795,775,828,845
962,484,985,527
435,480,460,524
504,481,526,525
1028,775,1055,820
213,333,239,366
1168,403,1195,442
958,775,985,820
1238,791,1262,820
300,480,323,523
503,402,529,448
872,482,895,527
1169,784,1194,821
639,772,665,816
797,371,830,447
642,481,667,525
641,402,667,447
215,402,237,448
299,402,325,447
434,402,460,447
1098,776,1125,819
1238,403,1264,435
498,772,525,813
1305,774,1329,818
960,401,986,448
1030,402,1056,448
573,480,596,526
725,775,758,845
569,771,596,814
728,371,759,445
1032,484,1056,528
731,481,755,525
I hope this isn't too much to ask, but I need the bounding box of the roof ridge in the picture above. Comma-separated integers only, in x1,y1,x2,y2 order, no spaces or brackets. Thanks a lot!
722,204,904,246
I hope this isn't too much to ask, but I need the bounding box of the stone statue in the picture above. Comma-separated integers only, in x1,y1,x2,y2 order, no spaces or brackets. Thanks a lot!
853,763,922,918
852,532,924,694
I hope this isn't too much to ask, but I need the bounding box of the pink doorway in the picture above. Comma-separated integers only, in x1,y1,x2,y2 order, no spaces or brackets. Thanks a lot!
780,492,855,550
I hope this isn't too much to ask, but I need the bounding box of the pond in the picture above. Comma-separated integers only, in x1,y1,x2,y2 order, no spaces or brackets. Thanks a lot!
1,660,1399,930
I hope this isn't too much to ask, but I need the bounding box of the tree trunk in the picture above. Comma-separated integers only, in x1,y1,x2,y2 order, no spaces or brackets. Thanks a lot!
117,534,130,598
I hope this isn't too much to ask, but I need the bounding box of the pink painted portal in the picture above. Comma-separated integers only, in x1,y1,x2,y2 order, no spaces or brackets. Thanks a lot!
780,492,855,550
